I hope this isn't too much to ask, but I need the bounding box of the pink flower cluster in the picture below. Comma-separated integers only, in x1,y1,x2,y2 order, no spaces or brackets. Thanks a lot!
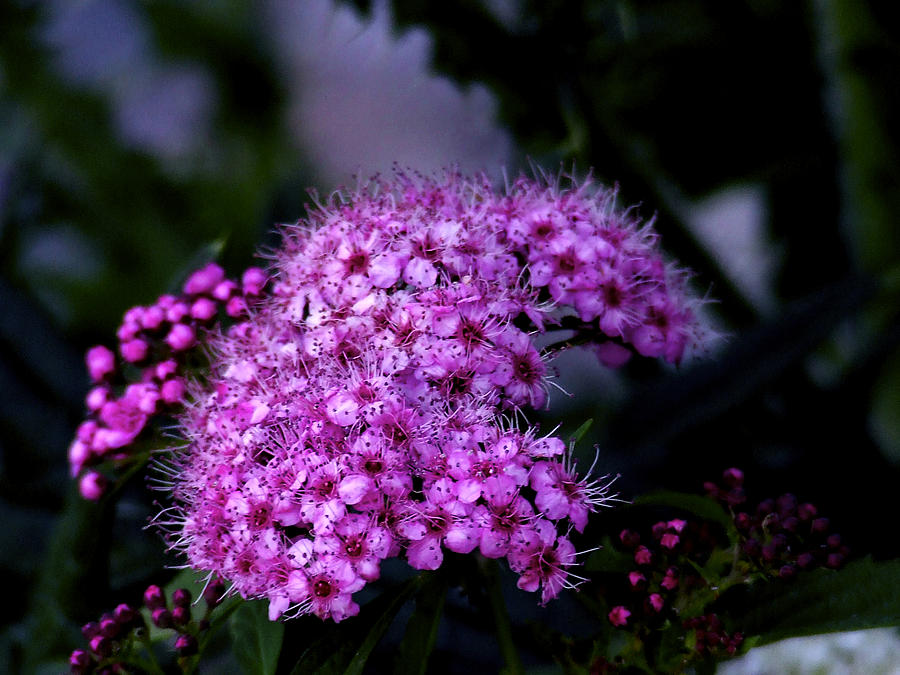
69,263,268,498
158,170,707,621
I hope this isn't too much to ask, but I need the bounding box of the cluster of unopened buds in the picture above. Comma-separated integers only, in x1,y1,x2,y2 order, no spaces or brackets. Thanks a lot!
705,467,849,576
69,580,226,674
72,169,710,621
69,263,268,499
601,468,845,668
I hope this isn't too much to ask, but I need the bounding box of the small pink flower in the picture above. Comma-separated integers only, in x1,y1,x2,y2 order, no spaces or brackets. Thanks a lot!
165,323,195,351
183,262,225,295
648,593,664,612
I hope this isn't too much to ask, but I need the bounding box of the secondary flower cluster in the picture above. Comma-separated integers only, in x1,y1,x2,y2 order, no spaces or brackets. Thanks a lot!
69,263,267,499
596,468,845,671
705,468,849,575
70,581,225,674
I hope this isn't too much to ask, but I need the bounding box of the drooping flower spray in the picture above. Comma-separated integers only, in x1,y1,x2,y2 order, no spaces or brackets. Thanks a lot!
72,169,710,624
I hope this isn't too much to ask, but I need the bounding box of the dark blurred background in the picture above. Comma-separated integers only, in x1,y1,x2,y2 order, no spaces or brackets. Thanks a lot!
1,0,898,672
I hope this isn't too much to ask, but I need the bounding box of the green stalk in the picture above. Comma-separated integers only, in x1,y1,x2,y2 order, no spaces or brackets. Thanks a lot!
478,557,524,675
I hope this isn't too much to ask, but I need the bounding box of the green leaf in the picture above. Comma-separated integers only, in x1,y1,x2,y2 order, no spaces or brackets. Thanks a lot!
230,599,284,675
570,419,594,445
733,557,900,645
584,536,633,573
633,491,733,530
290,577,420,675
394,572,448,675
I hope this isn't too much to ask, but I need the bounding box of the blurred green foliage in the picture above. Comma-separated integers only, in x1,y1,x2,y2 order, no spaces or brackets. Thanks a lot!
1,0,899,672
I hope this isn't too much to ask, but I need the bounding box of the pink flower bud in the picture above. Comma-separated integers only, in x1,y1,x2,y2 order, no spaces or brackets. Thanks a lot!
68,439,90,477
628,571,646,587
78,471,106,500
242,267,267,295
144,584,166,610
86,345,116,381
660,533,680,549
608,605,631,627
165,301,190,324
165,323,195,351
175,634,198,656
213,279,238,301
120,338,149,363
634,546,652,565
191,297,218,321
140,305,166,330
183,262,225,295
153,359,177,380
85,386,108,411
160,378,186,405
648,593,664,612
225,295,247,317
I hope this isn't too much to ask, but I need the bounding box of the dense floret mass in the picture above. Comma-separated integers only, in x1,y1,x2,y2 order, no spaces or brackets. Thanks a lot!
144,170,708,621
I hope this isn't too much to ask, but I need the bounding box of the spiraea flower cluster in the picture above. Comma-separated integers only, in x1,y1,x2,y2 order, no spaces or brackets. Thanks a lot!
57,168,706,623
147,170,706,622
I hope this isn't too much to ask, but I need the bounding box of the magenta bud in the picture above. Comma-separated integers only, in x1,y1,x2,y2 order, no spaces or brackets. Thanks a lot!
143,584,166,610
648,593,664,613
242,267,267,295
722,467,744,487
140,305,166,331
756,499,775,516
160,378,186,405
173,606,191,625
761,543,778,562
619,529,640,549
175,633,198,656
778,564,796,580
225,295,247,317
782,516,799,533
826,552,845,569
797,552,816,569
99,617,119,639
734,512,752,531
797,503,817,521
811,517,830,534
70,649,92,673
79,471,107,501
81,621,101,640
776,493,797,516
184,262,225,296
742,538,761,557
212,279,237,301
190,297,218,321
827,533,842,548
151,607,173,629
165,301,189,324
113,603,135,625
120,338,149,363
89,634,110,657
204,578,226,608
172,588,192,608
86,345,116,382
703,481,720,497
165,323,195,352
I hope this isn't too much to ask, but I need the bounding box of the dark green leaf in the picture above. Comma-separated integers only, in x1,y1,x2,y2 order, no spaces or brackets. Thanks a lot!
570,419,595,445
733,557,900,645
230,599,284,675
633,491,732,530
394,572,448,675
290,578,419,675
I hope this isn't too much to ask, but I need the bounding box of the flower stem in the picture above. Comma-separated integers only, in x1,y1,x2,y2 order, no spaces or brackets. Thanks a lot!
478,557,524,675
